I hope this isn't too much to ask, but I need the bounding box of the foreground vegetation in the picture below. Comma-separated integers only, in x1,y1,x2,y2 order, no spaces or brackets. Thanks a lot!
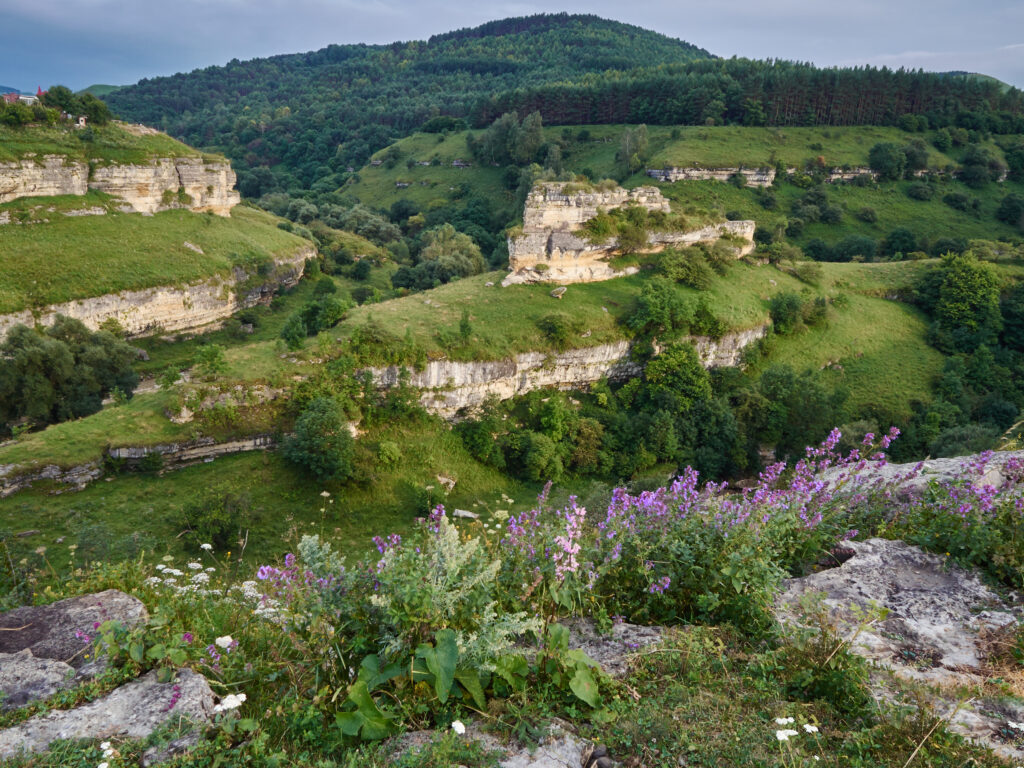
3,435,1022,767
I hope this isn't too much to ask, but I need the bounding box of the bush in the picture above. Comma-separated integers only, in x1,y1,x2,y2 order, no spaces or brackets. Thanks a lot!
942,192,972,211
283,397,355,483
536,312,581,349
906,182,934,201
854,207,878,223
280,314,308,350
883,227,917,257
833,235,877,262
769,292,804,334
659,249,714,290
193,344,228,377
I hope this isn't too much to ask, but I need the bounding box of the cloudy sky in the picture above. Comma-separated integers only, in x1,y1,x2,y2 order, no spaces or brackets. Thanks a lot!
2,0,1022,92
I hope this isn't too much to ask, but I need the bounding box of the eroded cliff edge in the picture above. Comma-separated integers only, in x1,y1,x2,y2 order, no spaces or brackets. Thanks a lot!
503,183,755,286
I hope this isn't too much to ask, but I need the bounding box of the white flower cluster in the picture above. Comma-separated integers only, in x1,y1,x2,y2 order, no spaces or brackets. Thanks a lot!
773,717,819,743
187,562,203,570
200,543,214,551
214,635,234,649
451,720,466,735
214,692,247,712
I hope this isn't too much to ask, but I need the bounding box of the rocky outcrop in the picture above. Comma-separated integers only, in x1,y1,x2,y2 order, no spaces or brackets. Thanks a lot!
108,434,277,469
647,166,776,186
0,460,102,498
0,155,89,203
0,245,312,340
1,151,239,214
0,589,148,667
778,538,1024,763
0,650,77,709
372,327,767,418
0,669,215,760
88,157,240,215
504,183,754,286
822,450,1024,497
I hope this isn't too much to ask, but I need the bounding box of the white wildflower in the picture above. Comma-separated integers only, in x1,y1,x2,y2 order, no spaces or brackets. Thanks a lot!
451,720,466,735
200,543,213,551
215,635,234,649
99,742,111,750
1008,721,1024,731
320,491,331,497
205,567,216,573
803,724,819,733
146,576,162,585
191,572,210,585
187,562,202,570
98,763,109,768
162,555,174,562
775,729,799,742
213,692,247,712
155,564,166,571
774,717,795,725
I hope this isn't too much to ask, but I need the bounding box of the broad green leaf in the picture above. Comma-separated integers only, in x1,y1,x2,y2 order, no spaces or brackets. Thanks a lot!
566,649,600,668
167,648,187,666
358,654,403,691
146,643,166,661
494,654,528,690
546,623,570,653
129,641,145,664
335,711,364,737
427,629,458,704
569,666,600,708
454,667,486,709
346,681,396,740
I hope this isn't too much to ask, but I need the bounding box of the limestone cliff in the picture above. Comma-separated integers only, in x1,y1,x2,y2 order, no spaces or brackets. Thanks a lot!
0,245,313,339
371,326,767,418
1,153,239,215
504,183,755,286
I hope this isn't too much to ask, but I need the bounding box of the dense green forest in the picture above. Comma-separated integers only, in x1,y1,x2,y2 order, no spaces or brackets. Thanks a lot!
106,13,1024,201
105,14,709,194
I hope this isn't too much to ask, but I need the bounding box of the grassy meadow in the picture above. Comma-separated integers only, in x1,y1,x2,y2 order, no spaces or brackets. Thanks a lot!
0,121,200,164
0,204,310,313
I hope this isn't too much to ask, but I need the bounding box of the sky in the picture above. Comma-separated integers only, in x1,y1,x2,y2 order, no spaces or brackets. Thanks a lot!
1,0,1023,93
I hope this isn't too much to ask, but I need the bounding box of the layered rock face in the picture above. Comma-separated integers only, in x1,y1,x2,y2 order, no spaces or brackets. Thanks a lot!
0,156,89,203
88,157,240,215
504,183,755,286
647,166,776,186
0,245,312,340
372,326,766,418
0,152,240,215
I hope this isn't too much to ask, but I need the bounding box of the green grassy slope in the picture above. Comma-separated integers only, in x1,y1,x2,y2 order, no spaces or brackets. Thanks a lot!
0,204,310,313
0,122,201,164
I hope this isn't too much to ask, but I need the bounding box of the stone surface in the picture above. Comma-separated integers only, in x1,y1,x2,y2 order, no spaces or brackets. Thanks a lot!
370,328,766,418
0,589,148,667
0,669,215,759
822,450,1024,497
0,155,89,203
88,157,240,215
0,649,75,709
562,619,663,678
389,719,602,768
503,182,755,286
0,245,312,341
778,538,1024,762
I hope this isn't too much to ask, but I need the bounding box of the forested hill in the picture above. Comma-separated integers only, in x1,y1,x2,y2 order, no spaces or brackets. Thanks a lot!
105,14,710,192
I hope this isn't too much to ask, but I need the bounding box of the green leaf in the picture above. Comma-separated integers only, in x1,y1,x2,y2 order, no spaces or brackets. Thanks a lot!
167,648,187,666
129,641,145,664
546,623,570,653
494,654,528,691
358,654,403,691
335,711,364,737
454,667,486,709
566,649,600,668
156,667,173,684
427,629,459,704
569,666,600,708
236,718,258,733
346,681,396,740
146,643,167,661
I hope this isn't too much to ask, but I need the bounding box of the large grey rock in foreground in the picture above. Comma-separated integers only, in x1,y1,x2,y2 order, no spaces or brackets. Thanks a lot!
0,649,75,709
0,589,148,668
0,668,215,759
779,538,1024,762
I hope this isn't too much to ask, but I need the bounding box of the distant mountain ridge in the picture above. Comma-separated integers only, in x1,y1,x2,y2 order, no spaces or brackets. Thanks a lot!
0,85,21,94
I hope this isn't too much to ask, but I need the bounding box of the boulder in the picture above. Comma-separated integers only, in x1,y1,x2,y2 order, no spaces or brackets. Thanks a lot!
778,538,1024,762
0,669,214,759
563,618,663,678
0,650,75,709
0,589,148,668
